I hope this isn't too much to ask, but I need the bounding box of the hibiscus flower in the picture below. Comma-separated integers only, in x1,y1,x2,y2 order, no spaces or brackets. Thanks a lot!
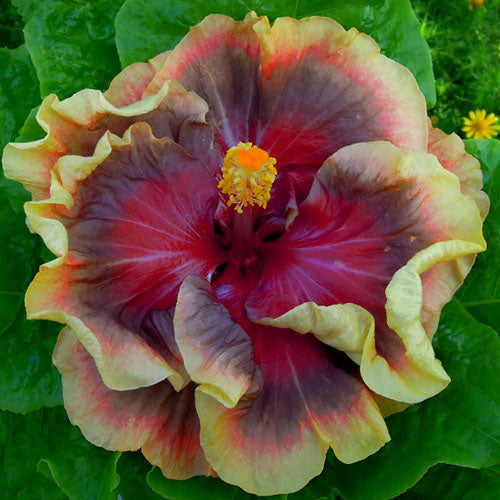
3,12,488,496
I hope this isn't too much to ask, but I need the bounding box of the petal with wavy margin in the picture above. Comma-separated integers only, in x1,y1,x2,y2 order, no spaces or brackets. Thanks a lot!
253,16,427,167
104,52,169,107
195,324,389,495
247,142,485,403
3,75,216,200
427,119,489,219
26,123,225,390
146,12,265,151
54,327,211,479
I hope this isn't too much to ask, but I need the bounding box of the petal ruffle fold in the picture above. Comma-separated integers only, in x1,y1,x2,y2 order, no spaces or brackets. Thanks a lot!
54,327,212,479
194,325,388,495
26,123,225,390
146,12,265,150
146,13,427,168
3,74,217,200
174,275,262,408
427,119,489,219
247,142,485,404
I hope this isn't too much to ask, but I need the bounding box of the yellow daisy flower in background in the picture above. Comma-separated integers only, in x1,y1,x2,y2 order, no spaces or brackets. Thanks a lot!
467,0,486,9
462,109,500,139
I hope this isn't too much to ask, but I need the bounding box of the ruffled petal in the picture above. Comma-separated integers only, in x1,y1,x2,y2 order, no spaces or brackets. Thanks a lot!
254,16,427,166
195,325,388,495
54,327,211,479
147,14,426,169
146,12,265,150
362,240,484,403
3,74,216,200
257,301,374,362
104,52,169,107
174,275,262,408
418,121,489,338
26,123,225,390
427,119,489,218
247,142,485,403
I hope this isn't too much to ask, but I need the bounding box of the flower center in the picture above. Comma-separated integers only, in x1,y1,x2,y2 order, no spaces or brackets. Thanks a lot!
218,142,277,214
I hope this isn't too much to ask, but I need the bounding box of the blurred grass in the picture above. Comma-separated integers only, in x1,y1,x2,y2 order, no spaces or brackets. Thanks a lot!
412,0,500,134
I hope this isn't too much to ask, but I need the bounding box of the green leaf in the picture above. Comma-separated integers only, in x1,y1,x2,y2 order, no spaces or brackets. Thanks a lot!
0,310,62,413
0,409,66,499
115,0,435,107
0,189,38,335
0,44,40,151
0,407,121,500
456,138,500,332
16,104,44,143
147,468,254,500
21,0,125,99
0,0,24,48
292,299,500,500
117,452,163,500
147,465,335,500
0,44,40,212
400,463,500,499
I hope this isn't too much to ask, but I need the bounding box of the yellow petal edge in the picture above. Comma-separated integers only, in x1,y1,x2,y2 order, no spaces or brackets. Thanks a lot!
3,71,209,391
260,142,486,405
24,122,192,391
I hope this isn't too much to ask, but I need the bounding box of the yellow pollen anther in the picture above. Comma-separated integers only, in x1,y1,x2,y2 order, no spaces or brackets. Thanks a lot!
218,142,277,214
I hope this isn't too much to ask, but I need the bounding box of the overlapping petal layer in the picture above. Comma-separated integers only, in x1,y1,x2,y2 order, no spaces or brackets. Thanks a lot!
174,275,262,408
25,123,225,390
427,119,489,218
146,12,264,150
54,327,211,479
249,142,485,403
147,13,427,167
420,121,490,336
174,275,388,495
254,16,427,164
2,74,218,200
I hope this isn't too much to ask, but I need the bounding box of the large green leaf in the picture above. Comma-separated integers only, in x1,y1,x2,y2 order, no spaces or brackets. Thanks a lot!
117,452,162,500
0,309,62,413
400,463,500,499
0,44,39,151
456,138,500,332
17,0,125,99
0,407,121,500
115,0,435,106
0,44,40,211
0,189,38,336
0,411,67,499
147,469,256,500
0,0,24,48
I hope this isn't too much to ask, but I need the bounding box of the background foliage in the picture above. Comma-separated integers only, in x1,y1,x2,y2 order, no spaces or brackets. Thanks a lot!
0,0,499,499
412,0,500,134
